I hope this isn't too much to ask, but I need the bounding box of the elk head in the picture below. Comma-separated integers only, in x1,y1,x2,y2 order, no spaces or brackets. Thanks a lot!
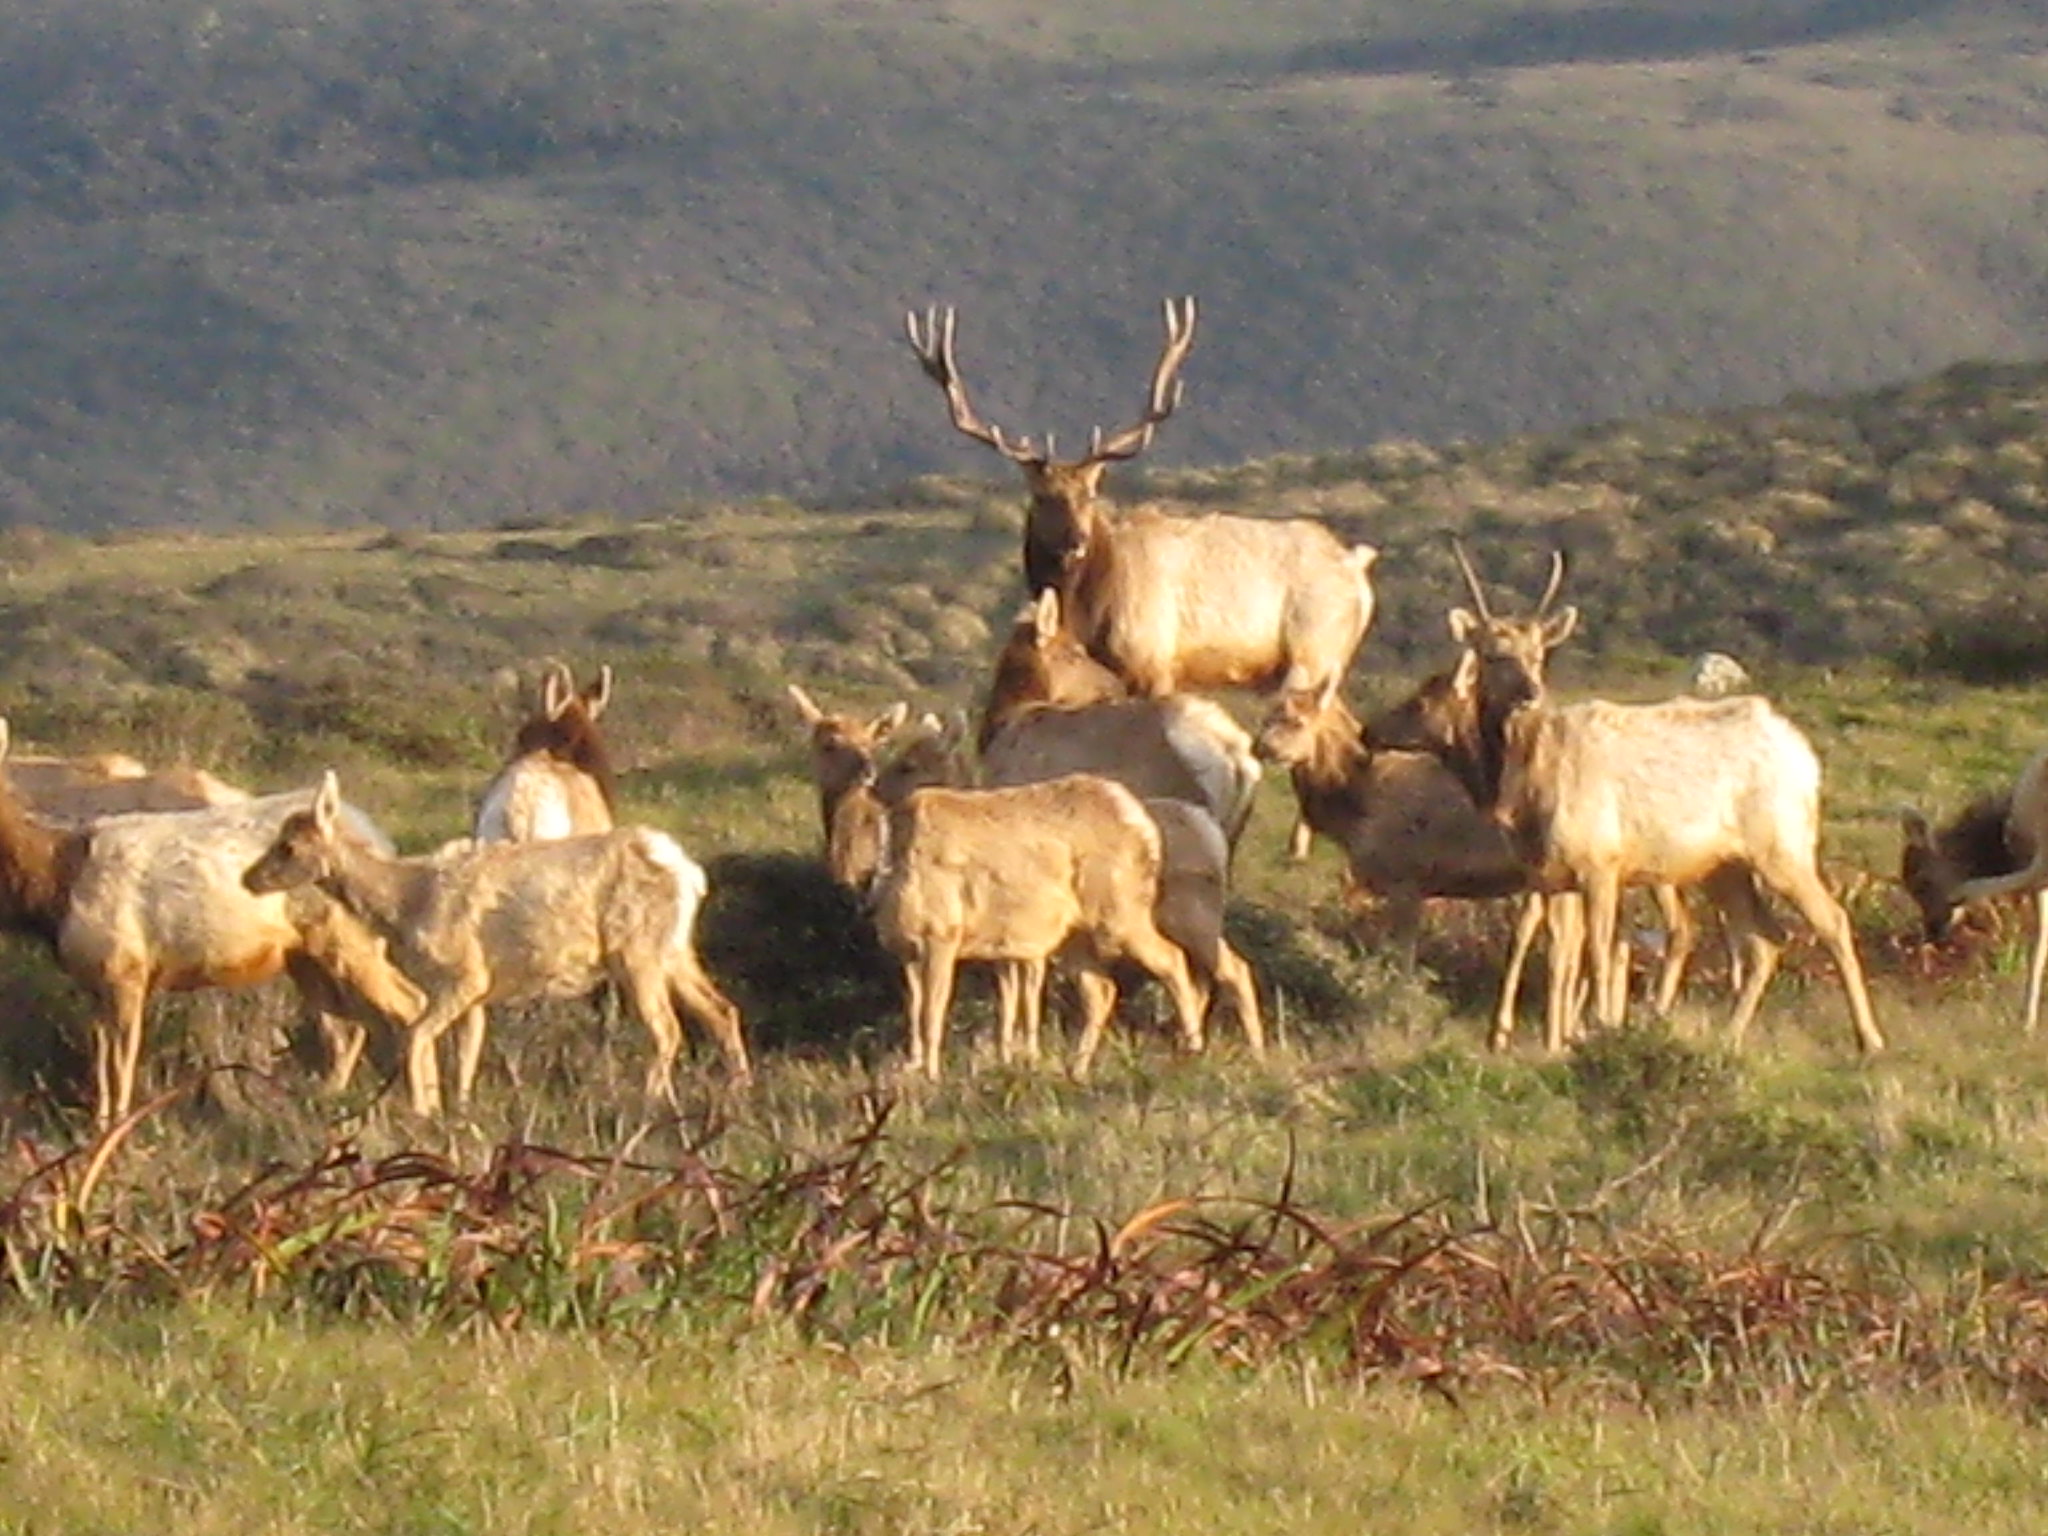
1446,542,1578,718
1898,798,2019,943
979,589,1128,750
787,684,910,839
904,298,1198,596
244,770,346,896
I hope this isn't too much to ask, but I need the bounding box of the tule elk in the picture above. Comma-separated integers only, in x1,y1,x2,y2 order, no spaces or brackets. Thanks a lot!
246,771,748,1116
979,590,1262,852
0,719,423,1122
1902,746,2048,1030
905,297,1378,699
475,660,618,841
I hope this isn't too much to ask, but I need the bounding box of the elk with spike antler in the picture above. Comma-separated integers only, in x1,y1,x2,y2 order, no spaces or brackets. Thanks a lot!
905,297,1378,701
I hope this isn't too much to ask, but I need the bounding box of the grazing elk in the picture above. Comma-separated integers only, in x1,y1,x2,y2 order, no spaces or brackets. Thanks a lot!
905,297,1379,698
868,773,1207,1079
7,747,247,823
245,771,749,1116
0,720,424,1122
1902,747,2048,1030
1389,596,1883,1054
980,590,1262,851
475,661,617,841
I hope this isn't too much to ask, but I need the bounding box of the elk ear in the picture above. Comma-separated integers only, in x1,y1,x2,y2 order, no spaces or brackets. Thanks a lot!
1448,608,1481,644
1350,543,1379,574
1900,808,1931,847
786,683,824,725
1450,648,1481,701
583,665,614,720
0,717,9,764
1542,607,1580,649
1030,587,1062,643
313,769,342,834
871,701,910,741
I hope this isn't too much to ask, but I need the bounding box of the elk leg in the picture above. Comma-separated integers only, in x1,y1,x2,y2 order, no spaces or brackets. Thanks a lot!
1491,893,1546,1051
1650,883,1696,1016
104,970,150,1125
1214,940,1264,1054
1125,927,1205,1053
913,941,960,1079
1285,816,1314,861
1014,958,1047,1064
2027,889,2048,1034
1772,865,1884,1053
404,992,481,1117
1541,891,1585,1054
618,964,684,1106
1706,866,1781,1047
994,964,1022,1064
1070,966,1120,1079
669,956,751,1081
1584,872,1625,1033
451,1006,491,1109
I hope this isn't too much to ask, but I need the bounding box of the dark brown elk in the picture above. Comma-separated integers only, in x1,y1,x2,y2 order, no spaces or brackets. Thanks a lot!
979,590,1261,851
0,719,423,1122
475,661,618,841
905,297,1378,698
1387,577,1883,1054
1902,747,2048,1030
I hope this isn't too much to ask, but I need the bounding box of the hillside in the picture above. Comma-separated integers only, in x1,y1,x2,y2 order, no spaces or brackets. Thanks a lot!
2,1,2048,528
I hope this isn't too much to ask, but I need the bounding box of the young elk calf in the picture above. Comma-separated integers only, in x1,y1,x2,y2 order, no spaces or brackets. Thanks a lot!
245,772,748,1116
0,721,422,1123
1902,747,2048,1030
870,774,1206,1079
475,661,617,841
980,590,1262,851
906,297,1377,699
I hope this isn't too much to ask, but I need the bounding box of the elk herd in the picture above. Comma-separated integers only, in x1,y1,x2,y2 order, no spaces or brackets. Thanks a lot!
0,297,2040,1124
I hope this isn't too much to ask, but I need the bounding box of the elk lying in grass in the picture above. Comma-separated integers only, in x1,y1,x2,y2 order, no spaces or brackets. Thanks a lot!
869,773,1206,1078
1396,634,1883,1054
906,297,1378,698
475,661,618,841
7,746,247,823
1902,747,2048,1030
0,720,423,1122
789,690,1261,1063
245,771,749,1116
979,590,1262,850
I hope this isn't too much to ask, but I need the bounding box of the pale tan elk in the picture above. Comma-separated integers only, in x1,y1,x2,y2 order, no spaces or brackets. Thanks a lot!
788,692,1262,1061
7,747,247,823
475,661,617,841
979,590,1262,851
1396,642,1884,1054
869,774,1206,1079
244,771,749,1117
1902,747,2048,1030
905,297,1378,698
0,719,424,1123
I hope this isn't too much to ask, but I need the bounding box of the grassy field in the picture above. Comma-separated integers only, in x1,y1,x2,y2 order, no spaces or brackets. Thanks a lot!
3,446,2048,1527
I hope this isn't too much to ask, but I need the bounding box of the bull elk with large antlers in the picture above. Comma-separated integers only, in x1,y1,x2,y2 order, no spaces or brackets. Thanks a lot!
904,297,1378,700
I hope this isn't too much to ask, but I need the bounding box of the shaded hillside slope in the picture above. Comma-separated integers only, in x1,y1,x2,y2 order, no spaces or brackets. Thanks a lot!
1,1,2047,528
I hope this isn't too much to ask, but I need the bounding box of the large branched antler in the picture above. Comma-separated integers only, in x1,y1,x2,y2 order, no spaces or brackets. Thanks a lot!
904,306,1047,465
1081,296,1199,466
